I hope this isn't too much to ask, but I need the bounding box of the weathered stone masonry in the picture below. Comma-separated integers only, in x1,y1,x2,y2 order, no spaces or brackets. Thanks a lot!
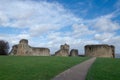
55,43,79,56
10,39,50,56
70,49,78,56
55,43,70,56
85,44,115,58
10,39,115,58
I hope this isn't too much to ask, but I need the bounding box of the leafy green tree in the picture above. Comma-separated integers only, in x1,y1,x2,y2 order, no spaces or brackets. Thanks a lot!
0,40,9,55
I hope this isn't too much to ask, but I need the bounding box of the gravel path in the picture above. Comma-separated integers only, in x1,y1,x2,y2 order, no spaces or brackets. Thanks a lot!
52,57,96,80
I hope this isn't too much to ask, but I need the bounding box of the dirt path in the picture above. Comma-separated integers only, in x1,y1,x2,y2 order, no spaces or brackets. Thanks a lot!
52,57,96,80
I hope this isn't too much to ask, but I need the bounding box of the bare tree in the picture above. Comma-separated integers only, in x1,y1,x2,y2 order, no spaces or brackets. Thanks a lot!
0,40,9,55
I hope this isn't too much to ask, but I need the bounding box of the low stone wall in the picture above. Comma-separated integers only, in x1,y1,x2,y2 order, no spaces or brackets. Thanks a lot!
32,47,50,56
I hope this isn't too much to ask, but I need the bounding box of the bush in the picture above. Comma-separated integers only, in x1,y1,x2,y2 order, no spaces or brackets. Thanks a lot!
0,40,9,55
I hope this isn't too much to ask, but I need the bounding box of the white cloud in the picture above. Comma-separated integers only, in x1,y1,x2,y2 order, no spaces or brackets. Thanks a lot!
0,0,80,35
94,32,115,42
72,23,95,38
93,15,120,32
0,33,31,46
17,34,31,39
0,11,9,26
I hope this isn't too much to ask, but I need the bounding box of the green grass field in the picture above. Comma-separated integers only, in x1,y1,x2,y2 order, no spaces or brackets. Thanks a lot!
86,58,120,80
0,56,88,80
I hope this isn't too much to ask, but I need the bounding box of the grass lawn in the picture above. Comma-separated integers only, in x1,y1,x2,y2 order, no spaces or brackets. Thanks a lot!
0,56,88,80
86,58,120,80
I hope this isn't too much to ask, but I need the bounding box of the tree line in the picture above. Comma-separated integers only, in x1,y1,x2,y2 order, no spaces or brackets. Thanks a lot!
0,40,9,55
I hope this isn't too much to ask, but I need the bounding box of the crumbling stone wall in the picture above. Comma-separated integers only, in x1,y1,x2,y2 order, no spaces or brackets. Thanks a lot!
55,43,69,56
70,49,78,56
10,45,18,55
85,44,115,58
32,48,50,56
10,39,50,56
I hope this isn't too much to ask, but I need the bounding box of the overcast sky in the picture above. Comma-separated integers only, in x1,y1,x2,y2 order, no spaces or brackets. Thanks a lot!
0,0,120,54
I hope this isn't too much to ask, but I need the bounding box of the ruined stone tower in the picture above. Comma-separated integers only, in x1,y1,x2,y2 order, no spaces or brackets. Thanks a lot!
10,39,50,56
17,39,31,55
70,49,78,56
85,44,115,58
60,43,69,50
55,43,70,56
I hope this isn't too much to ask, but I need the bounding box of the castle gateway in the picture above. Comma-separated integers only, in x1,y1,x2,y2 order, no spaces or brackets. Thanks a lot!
85,44,115,58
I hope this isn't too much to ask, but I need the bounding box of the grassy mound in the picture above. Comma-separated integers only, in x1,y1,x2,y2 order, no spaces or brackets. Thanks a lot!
86,58,120,80
0,56,88,80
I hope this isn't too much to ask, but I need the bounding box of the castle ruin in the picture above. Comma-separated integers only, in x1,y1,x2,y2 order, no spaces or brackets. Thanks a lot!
85,44,115,58
10,39,50,56
70,49,79,56
10,39,116,57
55,43,70,56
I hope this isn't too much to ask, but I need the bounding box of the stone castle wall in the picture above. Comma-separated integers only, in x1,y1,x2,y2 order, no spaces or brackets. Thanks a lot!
85,44,115,58
10,39,50,56
32,48,50,56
